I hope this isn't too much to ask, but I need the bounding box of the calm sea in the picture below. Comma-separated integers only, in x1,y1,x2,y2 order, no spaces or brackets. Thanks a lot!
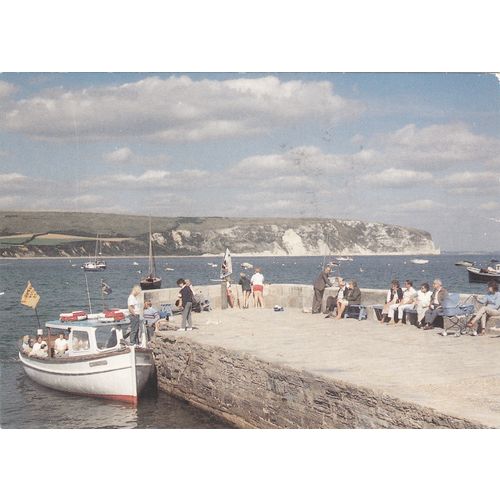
0,252,497,428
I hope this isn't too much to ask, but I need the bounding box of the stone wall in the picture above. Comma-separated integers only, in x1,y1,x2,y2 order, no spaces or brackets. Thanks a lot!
152,332,483,429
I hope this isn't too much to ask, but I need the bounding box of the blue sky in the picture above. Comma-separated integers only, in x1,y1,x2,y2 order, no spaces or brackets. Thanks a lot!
0,72,499,251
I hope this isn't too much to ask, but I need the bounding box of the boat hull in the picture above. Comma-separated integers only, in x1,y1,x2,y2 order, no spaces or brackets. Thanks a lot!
19,347,154,405
467,267,500,283
140,278,162,290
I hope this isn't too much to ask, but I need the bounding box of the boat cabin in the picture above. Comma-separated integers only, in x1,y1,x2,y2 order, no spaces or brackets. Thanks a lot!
40,318,131,358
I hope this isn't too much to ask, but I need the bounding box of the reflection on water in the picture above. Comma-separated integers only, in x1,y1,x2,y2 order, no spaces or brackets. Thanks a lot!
1,359,230,429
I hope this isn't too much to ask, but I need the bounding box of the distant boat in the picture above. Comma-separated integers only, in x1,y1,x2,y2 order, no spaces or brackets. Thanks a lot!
164,267,175,271
241,262,253,269
133,262,139,266
140,218,162,291
208,263,218,268
410,259,429,265
467,263,500,283
337,256,353,262
455,260,474,267
327,261,339,267
82,234,106,271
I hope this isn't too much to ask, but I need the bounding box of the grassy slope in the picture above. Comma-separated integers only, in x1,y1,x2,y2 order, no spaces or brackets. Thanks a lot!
0,211,426,238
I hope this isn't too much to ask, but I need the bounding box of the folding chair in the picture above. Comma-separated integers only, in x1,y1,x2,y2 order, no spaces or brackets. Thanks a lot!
440,293,475,337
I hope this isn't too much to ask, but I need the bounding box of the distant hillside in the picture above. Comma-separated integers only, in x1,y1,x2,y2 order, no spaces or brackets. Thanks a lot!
0,211,439,257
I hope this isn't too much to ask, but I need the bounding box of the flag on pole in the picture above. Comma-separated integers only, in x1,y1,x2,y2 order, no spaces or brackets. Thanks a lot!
21,281,40,309
220,248,232,279
101,280,112,295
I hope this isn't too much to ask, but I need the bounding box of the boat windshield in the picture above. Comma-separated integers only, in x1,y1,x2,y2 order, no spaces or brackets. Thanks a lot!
95,325,122,350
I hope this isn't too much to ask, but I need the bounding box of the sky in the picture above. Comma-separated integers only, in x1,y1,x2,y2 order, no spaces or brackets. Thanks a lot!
0,72,499,251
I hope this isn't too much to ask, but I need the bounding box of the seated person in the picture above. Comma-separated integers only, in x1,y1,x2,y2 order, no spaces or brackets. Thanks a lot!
380,280,403,323
388,280,417,325
54,332,69,357
324,278,345,318
467,280,500,335
423,279,448,330
415,282,432,327
336,280,361,319
21,335,32,355
143,300,160,341
29,335,48,358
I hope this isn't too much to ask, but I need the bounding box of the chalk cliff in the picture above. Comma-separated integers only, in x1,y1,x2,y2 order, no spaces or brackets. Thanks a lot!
0,212,439,257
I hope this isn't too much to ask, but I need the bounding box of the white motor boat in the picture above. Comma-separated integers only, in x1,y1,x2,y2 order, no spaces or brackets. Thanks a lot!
19,314,155,405
337,256,353,262
410,259,429,264
241,262,253,269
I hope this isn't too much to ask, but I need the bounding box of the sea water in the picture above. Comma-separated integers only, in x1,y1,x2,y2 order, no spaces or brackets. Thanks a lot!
0,253,496,428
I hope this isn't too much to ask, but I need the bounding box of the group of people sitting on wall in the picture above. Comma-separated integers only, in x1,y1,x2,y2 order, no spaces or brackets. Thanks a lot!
21,331,70,358
313,266,500,333
313,266,362,319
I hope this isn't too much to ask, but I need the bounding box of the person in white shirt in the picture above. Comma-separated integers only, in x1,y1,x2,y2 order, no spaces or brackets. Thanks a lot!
415,282,433,326
54,332,69,357
21,335,32,355
387,280,416,324
250,268,265,308
395,280,418,325
29,335,48,358
127,285,142,345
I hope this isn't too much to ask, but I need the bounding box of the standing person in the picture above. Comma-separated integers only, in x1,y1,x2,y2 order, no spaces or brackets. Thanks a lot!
415,283,432,327
177,278,194,331
143,300,160,341
468,281,500,335
423,279,448,330
127,285,142,345
239,272,252,309
251,268,265,308
312,266,333,314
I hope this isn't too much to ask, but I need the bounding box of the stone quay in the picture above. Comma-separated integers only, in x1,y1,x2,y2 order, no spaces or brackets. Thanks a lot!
144,284,500,429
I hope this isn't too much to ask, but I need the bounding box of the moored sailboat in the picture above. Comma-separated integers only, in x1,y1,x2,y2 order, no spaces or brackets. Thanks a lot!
81,234,107,271
140,219,162,290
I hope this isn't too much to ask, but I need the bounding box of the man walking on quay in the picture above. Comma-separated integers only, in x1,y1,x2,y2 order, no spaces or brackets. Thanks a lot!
312,266,333,314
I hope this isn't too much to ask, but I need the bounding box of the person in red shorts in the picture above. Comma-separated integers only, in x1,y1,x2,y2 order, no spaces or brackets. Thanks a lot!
250,268,265,308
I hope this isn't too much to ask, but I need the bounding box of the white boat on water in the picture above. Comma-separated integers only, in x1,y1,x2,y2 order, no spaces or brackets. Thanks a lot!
82,234,107,271
241,262,253,269
410,259,429,264
337,256,353,262
19,314,155,405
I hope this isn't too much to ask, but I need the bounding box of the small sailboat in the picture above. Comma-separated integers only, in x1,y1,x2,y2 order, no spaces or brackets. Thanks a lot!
81,234,107,271
140,219,162,290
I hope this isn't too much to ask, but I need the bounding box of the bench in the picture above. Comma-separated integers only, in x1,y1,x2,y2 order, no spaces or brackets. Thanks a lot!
344,304,368,321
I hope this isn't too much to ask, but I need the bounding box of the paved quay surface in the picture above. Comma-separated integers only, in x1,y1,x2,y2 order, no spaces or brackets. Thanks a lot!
167,308,500,427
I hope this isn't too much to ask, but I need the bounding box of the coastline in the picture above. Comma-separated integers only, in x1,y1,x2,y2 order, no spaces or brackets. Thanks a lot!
0,251,443,260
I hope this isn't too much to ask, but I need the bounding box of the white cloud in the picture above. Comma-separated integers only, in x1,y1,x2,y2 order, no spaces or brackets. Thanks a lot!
0,76,362,142
371,122,500,169
0,81,17,100
480,201,500,210
229,146,374,179
81,168,208,190
102,146,169,166
443,170,500,187
394,199,445,212
361,168,433,187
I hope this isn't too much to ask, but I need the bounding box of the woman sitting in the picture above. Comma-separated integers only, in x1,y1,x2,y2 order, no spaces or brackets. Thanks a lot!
335,280,361,319
21,335,32,355
415,282,432,328
380,280,403,323
467,281,500,335
29,335,48,358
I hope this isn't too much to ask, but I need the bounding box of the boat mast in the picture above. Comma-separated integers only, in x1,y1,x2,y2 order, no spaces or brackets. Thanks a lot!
94,233,99,263
148,217,156,277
